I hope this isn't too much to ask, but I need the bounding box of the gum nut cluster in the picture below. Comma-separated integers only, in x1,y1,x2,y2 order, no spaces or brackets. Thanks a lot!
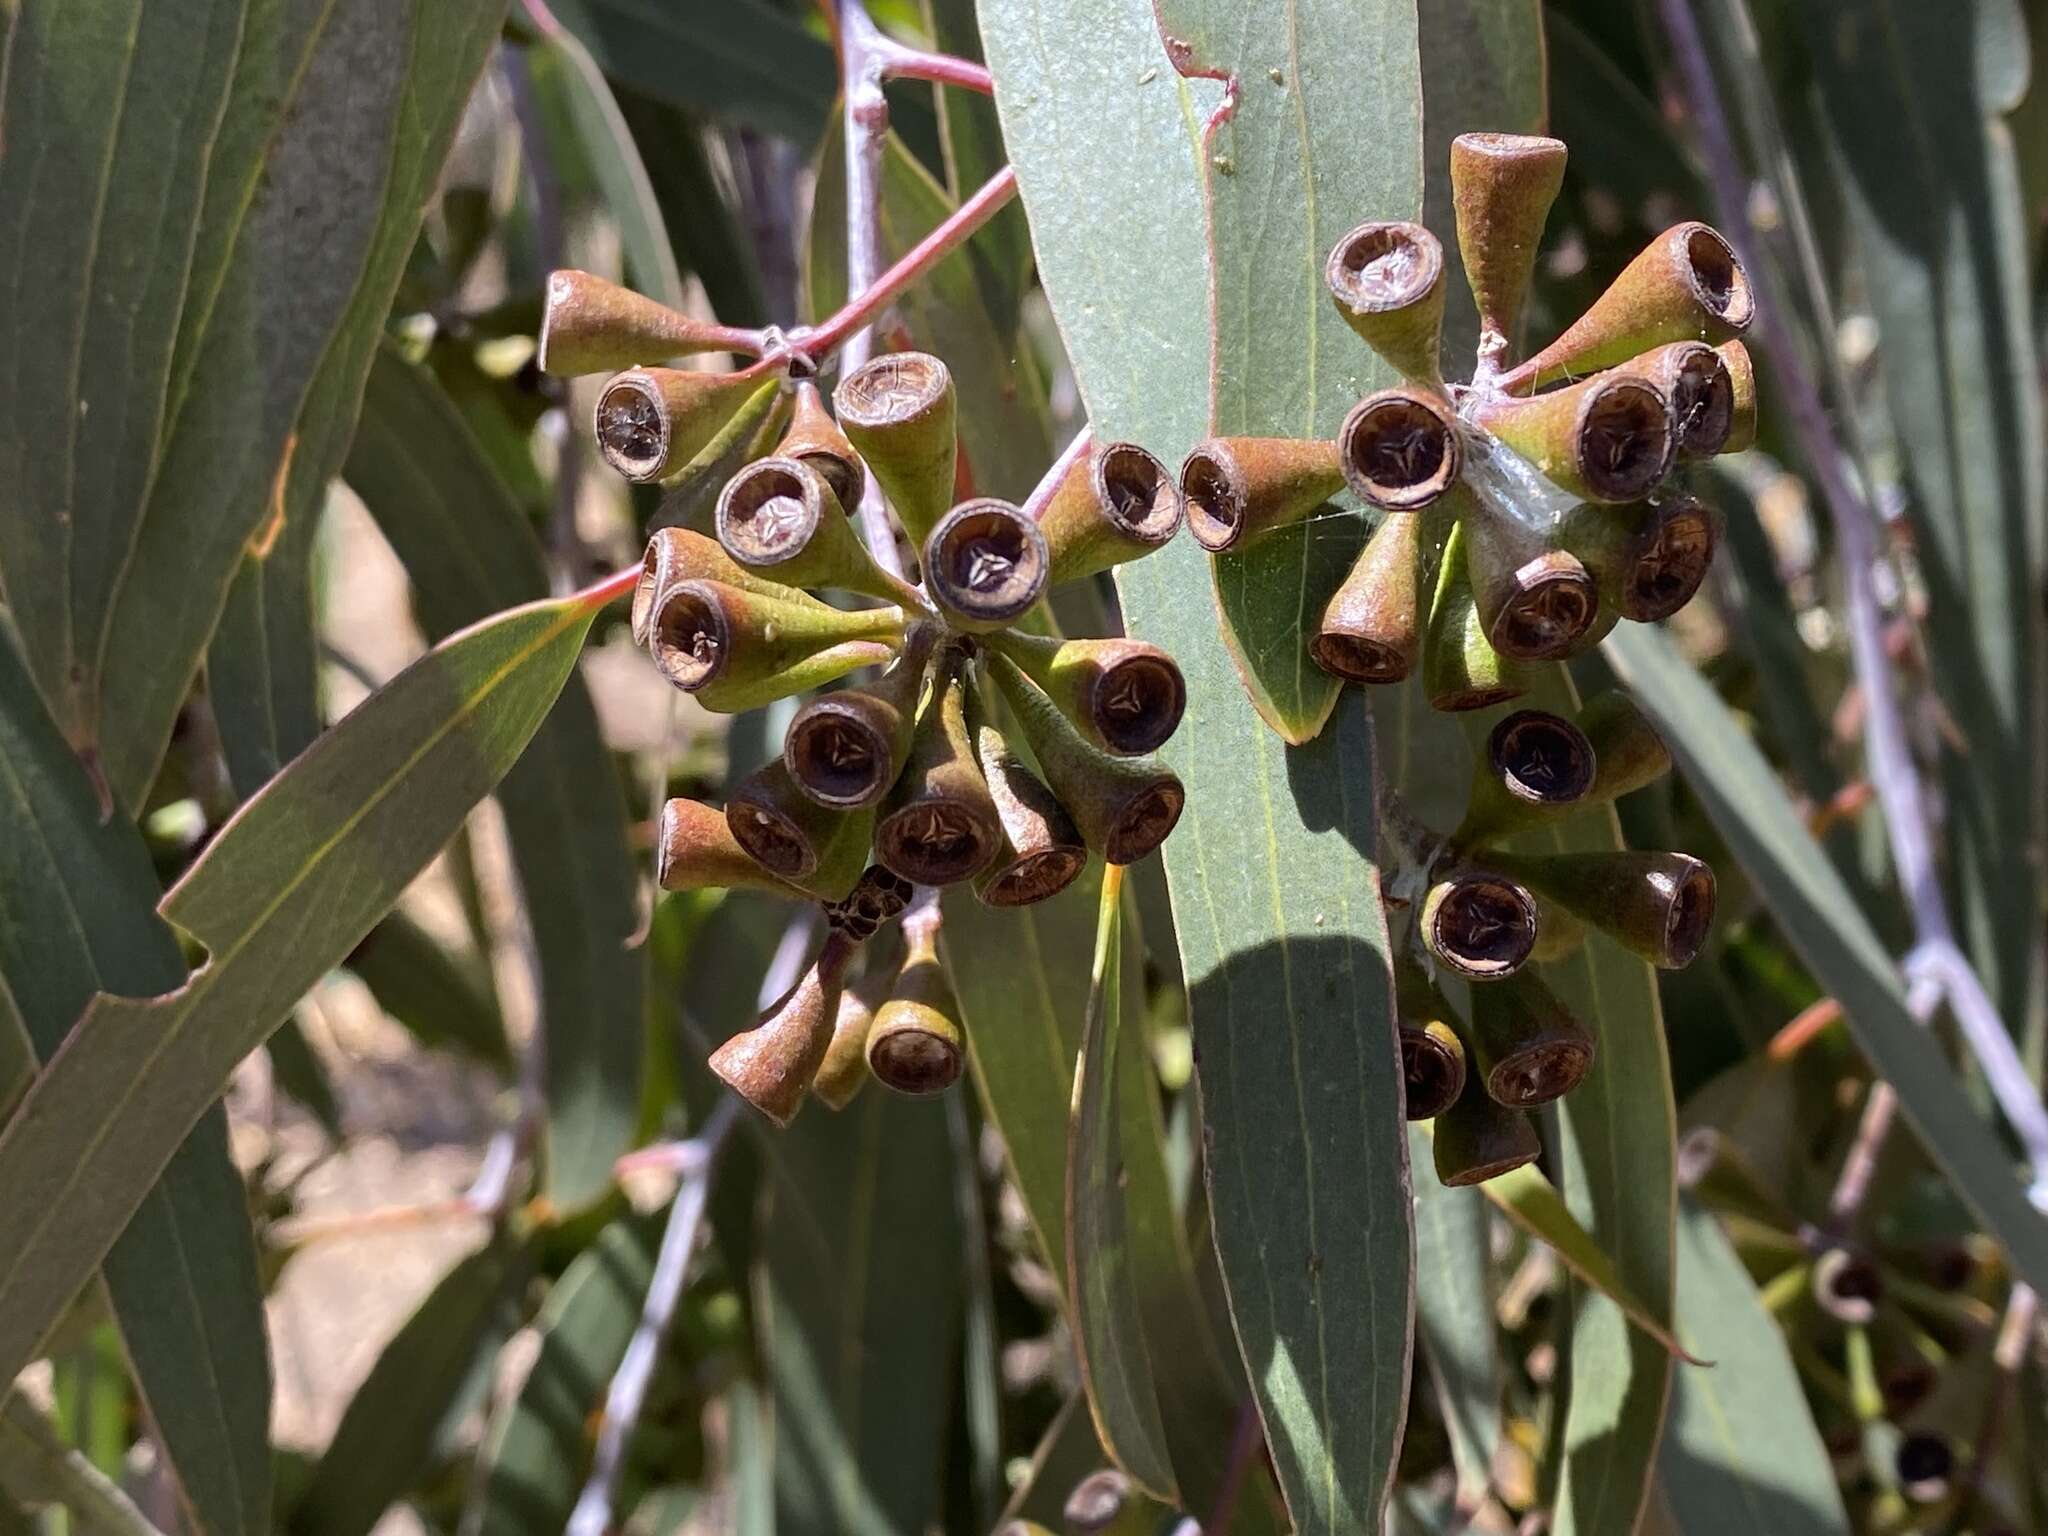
1388,690,1716,1186
1176,132,1756,711
539,270,1194,1126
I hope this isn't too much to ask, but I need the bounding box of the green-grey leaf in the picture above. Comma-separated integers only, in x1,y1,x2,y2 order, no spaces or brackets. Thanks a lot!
1798,0,2045,1047
984,3,1415,1528
1657,1198,1851,1535
1407,1127,1501,1505
0,1394,163,1536
1482,668,1678,1536
290,1240,528,1536
466,1216,663,1534
208,497,324,800
528,26,686,311
0,0,508,809
541,0,838,145
1419,0,1547,371
805,122,1052,501
0,593,600,1387
945,867,1271,1527
758,1090,961,1536
1151,0,1421,740
1065,874,1177,1500
1604,624,2048,1291
0,634,269,1536
347,347,641,1211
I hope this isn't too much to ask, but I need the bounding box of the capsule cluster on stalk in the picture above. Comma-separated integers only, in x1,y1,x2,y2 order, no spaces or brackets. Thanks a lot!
1177,132,1756,709
1392,691,1717,1185
542,271,1195,1125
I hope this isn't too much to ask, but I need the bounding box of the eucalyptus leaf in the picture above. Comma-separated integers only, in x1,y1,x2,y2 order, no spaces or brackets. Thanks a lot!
1657,1199,1851,1535
757,1089,962,1535
0,633,269,1536
1065,873,1177,1500
983,3,1418,1528
0,0,508,808
291,1240,530,1536
0,593,602,1387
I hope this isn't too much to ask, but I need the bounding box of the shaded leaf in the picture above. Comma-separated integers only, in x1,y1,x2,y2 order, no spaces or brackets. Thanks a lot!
618,95,771,328
348,347,641,1210
0,0,508,808
290,1240,529,1536
527,24,686,311
944,868,1269,1526
1799,0,2046,1046
1065,871,1176,1500
1407,1127,1502,1505
267,1013,345,1137
925,0,1033,335
467,1216,663,1534
984,4,1416,1530
541,0,838,145
1657,1198,1851,1535
208,497,324,800
806,122,1052,500
756,1089,961,1535
0,592,602,1385
1604,624,2048,1291
0,634,269,1536
1459,1158,1694,1365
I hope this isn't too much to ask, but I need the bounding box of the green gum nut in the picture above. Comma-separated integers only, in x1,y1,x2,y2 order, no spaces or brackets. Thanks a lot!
991,654,1185,867
1423,517,1535,713
1448,133,1569,377
708,933,857,1127
1037,440,1184,584
874,649,1003,886
1469,369,1676,505
594,364,771,483
1468,968,1595,1109
1338,385,1461,512
631,526,830,648
922,498,1050,633
1179,435,1346,552
1311,506,1435,684
724,759,875,902
985,629,1186,757
812,961,895,1111
1323,219,1448,388
1433,1059,1540,1186
645,577,903,711
1453,707,1598,849
781,632,935,809
833,350,959,549
971,721,1087,908
865,923,966,1096
539,268,740,377
773,380,866,509
715,455,915,606
1484,848,1717,970
1504,221,1755,393
656,797,805,898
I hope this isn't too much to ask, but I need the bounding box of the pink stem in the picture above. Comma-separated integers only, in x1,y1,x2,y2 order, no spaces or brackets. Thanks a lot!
578,563,641,610
878,45,993,93
783,165,1019,364
1022,427,1094,522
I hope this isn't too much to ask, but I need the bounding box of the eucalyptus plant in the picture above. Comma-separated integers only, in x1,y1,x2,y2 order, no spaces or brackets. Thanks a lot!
0,3,2043,1536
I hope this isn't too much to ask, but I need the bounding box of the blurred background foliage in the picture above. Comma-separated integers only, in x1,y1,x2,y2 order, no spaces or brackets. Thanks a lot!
0,0,2044,1533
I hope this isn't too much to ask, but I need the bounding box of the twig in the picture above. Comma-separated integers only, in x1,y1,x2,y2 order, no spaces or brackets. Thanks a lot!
0,1393,166,1536
1826,941,1940,1231
565,1097,739,1536
1655,0,2048,1208
782,164,1020,365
